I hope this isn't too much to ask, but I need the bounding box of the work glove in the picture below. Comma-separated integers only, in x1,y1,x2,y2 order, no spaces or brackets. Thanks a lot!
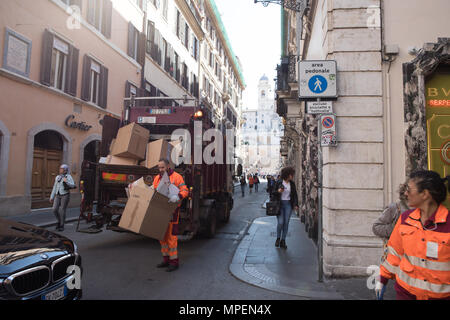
168,195,180,203
375,281,386,300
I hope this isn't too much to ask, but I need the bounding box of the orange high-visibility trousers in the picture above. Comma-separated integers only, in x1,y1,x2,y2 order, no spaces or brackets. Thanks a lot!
160,222,178,261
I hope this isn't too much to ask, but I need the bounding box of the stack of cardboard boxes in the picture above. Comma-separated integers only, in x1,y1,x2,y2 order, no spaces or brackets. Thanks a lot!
101,122,177,170
100,122,181,240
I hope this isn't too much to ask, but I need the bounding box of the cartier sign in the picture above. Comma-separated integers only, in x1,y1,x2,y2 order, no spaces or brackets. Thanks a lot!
65,115,92,131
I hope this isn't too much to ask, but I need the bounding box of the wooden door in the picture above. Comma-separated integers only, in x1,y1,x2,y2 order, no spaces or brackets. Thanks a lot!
31,148,63,208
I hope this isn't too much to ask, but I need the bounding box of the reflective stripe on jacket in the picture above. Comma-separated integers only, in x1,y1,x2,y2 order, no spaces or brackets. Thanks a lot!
380,204,450,300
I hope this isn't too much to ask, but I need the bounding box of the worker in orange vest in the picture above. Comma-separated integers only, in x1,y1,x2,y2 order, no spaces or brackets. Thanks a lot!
153,158,189,272
376,170,450,300
248,175,254,194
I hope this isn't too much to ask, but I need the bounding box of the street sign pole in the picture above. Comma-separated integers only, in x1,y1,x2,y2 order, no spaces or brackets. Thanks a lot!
317,97,324,283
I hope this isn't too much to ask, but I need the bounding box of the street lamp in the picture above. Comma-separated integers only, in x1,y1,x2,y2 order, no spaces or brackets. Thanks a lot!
253,0,307,13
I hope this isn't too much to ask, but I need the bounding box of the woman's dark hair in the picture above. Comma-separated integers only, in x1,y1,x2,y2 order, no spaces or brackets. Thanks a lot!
280,167,295,181
409,170,449,204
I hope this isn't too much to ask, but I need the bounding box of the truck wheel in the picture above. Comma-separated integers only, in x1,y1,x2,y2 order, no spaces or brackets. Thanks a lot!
200,205,217,238
221,202,231,223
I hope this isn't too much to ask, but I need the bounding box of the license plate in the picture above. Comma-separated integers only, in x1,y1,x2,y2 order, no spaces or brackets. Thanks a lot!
137,116,156,124
43,286,66,300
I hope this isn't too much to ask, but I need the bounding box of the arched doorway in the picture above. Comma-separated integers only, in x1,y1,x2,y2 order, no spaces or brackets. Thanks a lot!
31,130,64,208
83,140,100,163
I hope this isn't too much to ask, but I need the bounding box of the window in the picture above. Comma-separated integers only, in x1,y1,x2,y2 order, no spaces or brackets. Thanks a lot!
50,37,69,91
184,23,190,49
174,52,180,82
81,55,108,108
128,22,145,65
89,61,101,104
161,0,168,19
192,36,199,61
132,0,143,10
87,0,112,38
40,30,79,96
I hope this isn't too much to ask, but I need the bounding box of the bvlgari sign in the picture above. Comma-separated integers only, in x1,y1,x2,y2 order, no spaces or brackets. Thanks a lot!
65,115,92,131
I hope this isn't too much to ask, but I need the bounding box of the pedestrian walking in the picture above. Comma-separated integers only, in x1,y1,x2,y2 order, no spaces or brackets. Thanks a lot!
248,175,254,194
271,167,299,249
376,170,450,300
240,175,246,197
153,159,189,272
254,174,260,193
50,164,76,231
373,183,410,242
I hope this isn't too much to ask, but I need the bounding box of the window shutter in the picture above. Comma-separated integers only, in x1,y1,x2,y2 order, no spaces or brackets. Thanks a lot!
137,32,146,67
179,18,186,48
40,29,54,86
158,31,163,65
153,29,160,63
147,21,155,55
102,0,113,39
87,0,95,25
99,65,108,109
127,22,135,58
81,55,92,101
65,45,79,96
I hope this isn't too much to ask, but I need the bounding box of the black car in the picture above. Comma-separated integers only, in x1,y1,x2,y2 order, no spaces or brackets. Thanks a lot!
0,218,82,300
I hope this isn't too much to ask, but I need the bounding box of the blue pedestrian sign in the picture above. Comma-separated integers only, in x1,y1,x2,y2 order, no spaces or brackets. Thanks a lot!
299,60,337,99
309,75,328,94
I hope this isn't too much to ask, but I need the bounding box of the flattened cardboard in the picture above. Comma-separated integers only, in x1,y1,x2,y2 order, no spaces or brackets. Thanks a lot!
142,139,175,169
111,123,150,159
119,178,178,240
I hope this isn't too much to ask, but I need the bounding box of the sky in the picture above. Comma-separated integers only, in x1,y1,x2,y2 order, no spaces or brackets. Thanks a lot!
214,0,281,111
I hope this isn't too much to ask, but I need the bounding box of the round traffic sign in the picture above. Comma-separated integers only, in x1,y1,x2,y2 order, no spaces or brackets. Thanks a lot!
322,116,334,129
308,75,328,94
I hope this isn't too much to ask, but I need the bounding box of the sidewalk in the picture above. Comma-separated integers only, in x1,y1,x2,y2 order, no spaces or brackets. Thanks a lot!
230,198,397,300
8,206,81,228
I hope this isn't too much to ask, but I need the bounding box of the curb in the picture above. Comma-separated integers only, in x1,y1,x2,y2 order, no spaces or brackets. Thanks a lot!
229,217,343,300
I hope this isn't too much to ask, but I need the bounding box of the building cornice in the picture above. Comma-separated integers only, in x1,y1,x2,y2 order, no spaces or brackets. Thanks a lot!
205,0,246,89
175,0,205,41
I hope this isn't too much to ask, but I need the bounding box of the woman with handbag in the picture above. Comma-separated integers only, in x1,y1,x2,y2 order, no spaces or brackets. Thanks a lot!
271,167,299,249
50,164,76,231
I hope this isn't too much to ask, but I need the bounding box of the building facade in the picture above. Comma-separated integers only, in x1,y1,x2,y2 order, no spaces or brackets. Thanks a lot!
275,0,450,277
0,0,144,216
242,75,283,175
0,0,245,217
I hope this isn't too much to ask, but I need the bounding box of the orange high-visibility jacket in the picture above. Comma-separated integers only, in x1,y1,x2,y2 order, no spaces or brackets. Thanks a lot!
380,204,450,300
153,169,189,223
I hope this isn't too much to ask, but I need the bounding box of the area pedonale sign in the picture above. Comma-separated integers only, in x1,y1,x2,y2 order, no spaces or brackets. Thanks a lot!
299,60,338,99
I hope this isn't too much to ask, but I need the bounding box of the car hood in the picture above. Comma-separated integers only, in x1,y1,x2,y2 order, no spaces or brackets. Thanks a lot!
0,218,73,270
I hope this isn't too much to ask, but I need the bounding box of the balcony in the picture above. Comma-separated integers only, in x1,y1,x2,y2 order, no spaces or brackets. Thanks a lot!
276,55,297,92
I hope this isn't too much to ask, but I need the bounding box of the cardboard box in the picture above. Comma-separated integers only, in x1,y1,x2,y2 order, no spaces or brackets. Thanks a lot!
119,178,178,240
111,123,150,159
105,155,138,166
141,139,175,169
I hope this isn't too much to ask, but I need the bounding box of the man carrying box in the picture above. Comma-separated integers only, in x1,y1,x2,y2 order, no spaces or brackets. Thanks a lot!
153,159,189,272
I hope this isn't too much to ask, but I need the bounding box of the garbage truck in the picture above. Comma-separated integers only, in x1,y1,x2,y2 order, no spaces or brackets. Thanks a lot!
77,97,235,239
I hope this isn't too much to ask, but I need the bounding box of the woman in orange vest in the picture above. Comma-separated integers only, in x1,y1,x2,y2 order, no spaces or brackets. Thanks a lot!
153,159,189,272
376,170,450,300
